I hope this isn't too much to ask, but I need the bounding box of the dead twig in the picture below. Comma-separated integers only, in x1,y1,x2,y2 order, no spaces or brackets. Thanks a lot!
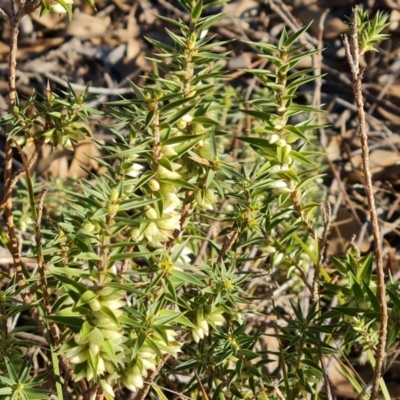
342,7,387,400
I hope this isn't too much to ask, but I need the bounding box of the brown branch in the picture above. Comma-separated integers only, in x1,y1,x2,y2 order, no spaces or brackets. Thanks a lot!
216,227,240,267
342,7,387,400
135,354,170,400
312,202,332,302
0,143,42,212
3,0,42,306
0,7,10,21
35,187,61,347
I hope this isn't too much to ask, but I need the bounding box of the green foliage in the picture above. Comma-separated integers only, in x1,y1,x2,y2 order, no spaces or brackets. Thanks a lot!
345,9,390,54
0,2,396,400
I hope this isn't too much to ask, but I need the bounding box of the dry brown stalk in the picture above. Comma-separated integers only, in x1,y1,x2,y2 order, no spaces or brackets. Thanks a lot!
3,0,43,296
342,7,388,400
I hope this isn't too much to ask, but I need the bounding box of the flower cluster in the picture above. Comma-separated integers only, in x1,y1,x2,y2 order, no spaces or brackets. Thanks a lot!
63,287,126,382
192,307,225,343
121,330,181,393
62,285,183,398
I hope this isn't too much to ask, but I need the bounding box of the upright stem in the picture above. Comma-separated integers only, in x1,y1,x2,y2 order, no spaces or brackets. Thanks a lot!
342,7,387,400
5,16,24,290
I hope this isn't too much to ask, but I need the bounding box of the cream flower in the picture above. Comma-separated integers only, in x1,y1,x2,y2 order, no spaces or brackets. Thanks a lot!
157,165,181,180
125,163,144,178
162,192,182,213
143,222,169,247
156,213,180,230
49,0,73,14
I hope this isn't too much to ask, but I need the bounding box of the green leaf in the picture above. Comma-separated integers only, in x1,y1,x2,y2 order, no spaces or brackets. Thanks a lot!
198,13,226,32
76,252,101,260
129,81,146,100
283,22,312,48
358,253,373,285
159,178,198,191
329,255,348,276
165,104,195,125
351,281,364,303
154,14,187,29
76,290,97,307
191,0,203,21
364,283,380,313
102,340,118,365
289,150,315,167
170,270,205,287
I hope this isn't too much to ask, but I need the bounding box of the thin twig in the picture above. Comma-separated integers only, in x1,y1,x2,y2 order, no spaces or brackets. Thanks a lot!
313,202,332,302
216,227,240,267
0,143,42,211
35,187,61,346
43,72,134,94
342,7,387,400
135,354,170,400
0,7,10,20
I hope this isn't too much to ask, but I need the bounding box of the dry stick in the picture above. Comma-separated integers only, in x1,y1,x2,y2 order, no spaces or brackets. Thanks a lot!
0,143,42,211
35,187,61,346
4,0,43,288
3,2,87,397
315,215,336,400
216,227,240,267
135,354,170,400
342,8,387,400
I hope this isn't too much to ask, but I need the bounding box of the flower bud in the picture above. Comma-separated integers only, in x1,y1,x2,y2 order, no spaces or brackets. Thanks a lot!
192,123,205,133
107,203,119,214
89,342,100,356
148,179,160,192
163,192,182,213
192,326,204,343
269,180,287,189
265,246,277,254
70,349,89,364
100,298,126,311
272,187,292,195
125,163,144,178
197,143,211,160
131,228,144,242
110,188,119,203
100,381,115,398
156,214,180,230
124,368,144,389
275,139,287,147
157,165,181,180
177,120,187,129
49,0,72,14
205,189,216,205
181,114,193,123
88,327,104,346
268,134,280,144
273,252,284,266
160,183,176,194
89,298,102,312
161,145,178,156
145,207,158,220
286,134,298,143
82,222,95,233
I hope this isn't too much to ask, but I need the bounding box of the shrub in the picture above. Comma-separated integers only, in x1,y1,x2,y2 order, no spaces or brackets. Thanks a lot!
0,1,394,399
